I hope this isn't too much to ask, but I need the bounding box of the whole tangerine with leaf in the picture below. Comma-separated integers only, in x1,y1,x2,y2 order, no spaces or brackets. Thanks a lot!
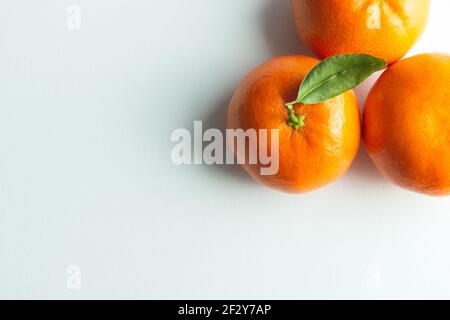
364,53,450,196
291,0,431,64
227,54,386,193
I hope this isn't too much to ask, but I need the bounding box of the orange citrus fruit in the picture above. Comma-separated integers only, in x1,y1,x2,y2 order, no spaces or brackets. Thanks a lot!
227,56,361,193
364,53,450,196
291,0,431,65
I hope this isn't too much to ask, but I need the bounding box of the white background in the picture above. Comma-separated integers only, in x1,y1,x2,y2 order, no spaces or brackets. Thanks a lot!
0,0,450,299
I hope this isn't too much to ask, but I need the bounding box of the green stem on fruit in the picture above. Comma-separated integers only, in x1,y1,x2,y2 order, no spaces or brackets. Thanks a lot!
285,102,305,130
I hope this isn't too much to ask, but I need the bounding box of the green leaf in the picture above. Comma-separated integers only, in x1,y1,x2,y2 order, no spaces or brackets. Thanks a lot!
293,54,387,105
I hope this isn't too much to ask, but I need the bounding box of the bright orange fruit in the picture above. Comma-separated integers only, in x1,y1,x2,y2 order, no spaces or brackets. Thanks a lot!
228,56,361,193
291,0,431,64
364,53,450,196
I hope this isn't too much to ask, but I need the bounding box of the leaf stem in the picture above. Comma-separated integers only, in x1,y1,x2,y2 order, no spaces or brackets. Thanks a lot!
285,102,305,130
